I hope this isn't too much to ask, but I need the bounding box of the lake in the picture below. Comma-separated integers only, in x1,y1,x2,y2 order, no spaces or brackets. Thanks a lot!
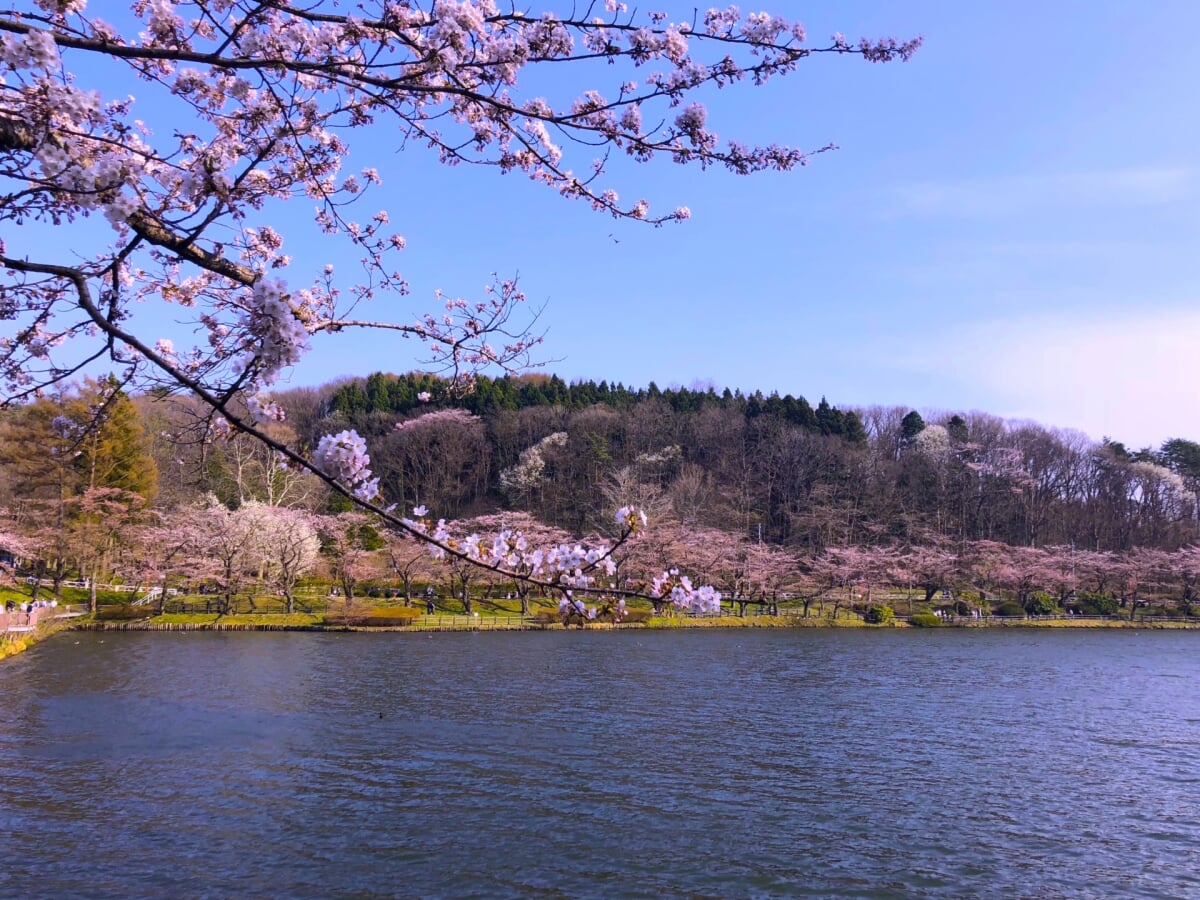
2,629,1198,897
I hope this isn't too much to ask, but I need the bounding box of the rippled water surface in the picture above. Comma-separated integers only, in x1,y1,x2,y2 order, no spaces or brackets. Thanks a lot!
3,629,1200,897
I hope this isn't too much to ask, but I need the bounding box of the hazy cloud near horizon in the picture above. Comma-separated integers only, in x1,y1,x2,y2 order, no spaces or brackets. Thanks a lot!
894,307,1200,449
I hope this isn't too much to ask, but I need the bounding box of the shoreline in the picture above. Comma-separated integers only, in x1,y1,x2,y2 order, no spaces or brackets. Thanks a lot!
70,615,1200,633
1,617,76,659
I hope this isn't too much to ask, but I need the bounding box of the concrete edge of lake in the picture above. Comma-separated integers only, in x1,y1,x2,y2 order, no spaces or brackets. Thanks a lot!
67,616,1200,634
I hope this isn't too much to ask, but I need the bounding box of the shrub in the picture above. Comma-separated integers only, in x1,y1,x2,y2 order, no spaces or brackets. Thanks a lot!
95,604,157,621
908,612,942,628
1076,591,1118,616
864,604,894,625
993,601,1025,617
1024,591,1058,616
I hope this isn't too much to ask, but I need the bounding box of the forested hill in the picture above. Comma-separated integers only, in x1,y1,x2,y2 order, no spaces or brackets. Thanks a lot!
262,371,1200,555
328,372,868,441
6,371,1200,563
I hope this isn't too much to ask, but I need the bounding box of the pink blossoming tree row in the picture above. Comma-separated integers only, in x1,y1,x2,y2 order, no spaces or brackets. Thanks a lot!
0,1,918,615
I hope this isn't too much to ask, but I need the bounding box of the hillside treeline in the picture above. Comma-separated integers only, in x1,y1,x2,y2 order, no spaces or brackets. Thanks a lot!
3,374,1200,616
255,372,1198,553
5,372,1197,559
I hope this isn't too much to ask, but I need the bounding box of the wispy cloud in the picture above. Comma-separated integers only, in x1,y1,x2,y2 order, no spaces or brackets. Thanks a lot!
889,166,1195,218
895,306,1200,448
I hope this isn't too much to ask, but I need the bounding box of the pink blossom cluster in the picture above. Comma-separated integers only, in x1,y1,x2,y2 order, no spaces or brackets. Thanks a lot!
416,513,618,589
314,429,379,502
401,500,720,616
245,394,285,424
405,504,655,605
555,594,627,623
559,595,597,620
394,408,480,430
239,278,311,388
651,569,723,615
615,505,648,533
556,593,627,622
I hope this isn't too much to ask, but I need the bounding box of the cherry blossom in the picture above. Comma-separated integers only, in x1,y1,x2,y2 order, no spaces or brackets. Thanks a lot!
0,1,918,602
651,568,722,615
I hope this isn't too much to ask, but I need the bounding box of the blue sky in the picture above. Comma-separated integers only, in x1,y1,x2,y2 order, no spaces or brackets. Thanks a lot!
292,0,1200,449
13,2,1200,449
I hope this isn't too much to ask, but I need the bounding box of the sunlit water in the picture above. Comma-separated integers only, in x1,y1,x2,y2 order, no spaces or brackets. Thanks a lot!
2,629,1199,898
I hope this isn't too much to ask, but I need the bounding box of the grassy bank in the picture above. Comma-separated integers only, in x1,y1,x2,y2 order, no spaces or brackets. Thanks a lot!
1,617,75,660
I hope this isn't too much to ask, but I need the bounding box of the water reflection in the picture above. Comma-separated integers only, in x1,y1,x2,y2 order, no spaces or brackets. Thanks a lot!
2,629,1199,898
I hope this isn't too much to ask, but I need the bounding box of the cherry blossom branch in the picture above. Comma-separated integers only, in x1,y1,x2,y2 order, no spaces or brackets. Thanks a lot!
1,2,918,608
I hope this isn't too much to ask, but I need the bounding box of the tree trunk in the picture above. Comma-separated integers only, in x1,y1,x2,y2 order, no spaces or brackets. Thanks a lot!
50,559,65,600
89,563,99,615
158,573,169,615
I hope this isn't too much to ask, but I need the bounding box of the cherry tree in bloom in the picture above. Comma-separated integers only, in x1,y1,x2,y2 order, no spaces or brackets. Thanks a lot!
498,431,568,504
408,503,651,617
444,511,575,614
0,1,917,605
741,541,802,615
810,545,889,620
248,503,322,614
127,507,211,613
612,519,747,613
197,497,266,614
317,511,384,606
0,511,33,584
895,538,961,605
381,527,441,606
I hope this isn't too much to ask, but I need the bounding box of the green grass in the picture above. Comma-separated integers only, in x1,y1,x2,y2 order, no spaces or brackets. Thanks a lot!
0,585,32,605
1,583,143,607
152,612,322,627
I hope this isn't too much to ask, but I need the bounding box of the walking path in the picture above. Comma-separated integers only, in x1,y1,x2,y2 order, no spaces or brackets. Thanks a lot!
1,606,82,634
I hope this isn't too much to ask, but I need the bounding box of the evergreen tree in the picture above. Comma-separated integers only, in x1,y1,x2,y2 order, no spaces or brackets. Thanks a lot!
75,381,159,502
843,411,868,444
816,398,845,437
901,410,926,443
947,414,969,444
